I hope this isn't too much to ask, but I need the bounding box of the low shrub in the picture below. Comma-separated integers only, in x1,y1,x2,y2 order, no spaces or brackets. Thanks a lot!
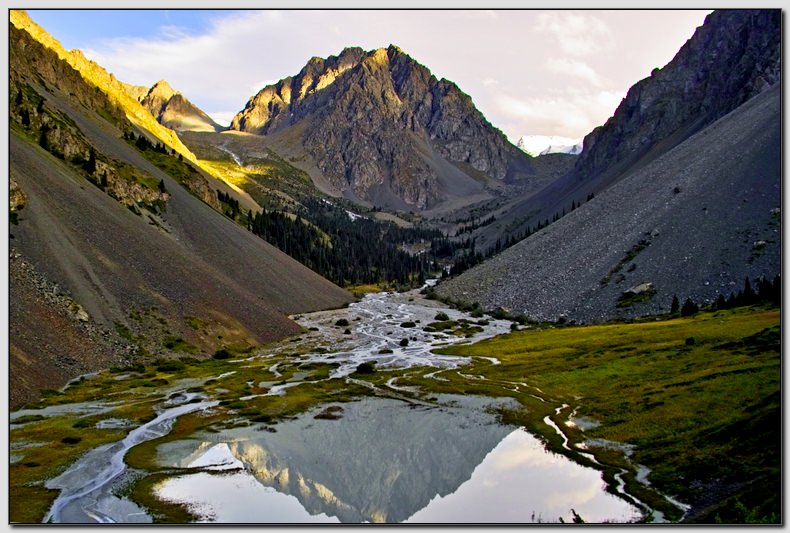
354,362,376,374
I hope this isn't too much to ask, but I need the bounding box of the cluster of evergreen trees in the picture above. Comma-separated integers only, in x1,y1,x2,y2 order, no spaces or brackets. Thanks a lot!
455,215,496,235
217,190,242,219
241,196,447,288
123,130,176,157
713,275,781,309
670,275,781,316
443,193,599,279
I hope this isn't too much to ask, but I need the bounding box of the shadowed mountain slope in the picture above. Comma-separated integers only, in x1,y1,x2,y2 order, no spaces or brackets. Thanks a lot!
436,83,780,323
472,9,780,251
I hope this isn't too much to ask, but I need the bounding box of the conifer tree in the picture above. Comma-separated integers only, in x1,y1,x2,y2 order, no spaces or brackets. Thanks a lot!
680,297,699,317
670,294,680,315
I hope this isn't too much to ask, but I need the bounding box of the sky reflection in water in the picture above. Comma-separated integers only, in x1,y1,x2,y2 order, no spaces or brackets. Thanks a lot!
155,398,640,524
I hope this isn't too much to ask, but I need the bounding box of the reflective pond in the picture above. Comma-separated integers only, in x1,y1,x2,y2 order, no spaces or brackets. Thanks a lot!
153,397,641,523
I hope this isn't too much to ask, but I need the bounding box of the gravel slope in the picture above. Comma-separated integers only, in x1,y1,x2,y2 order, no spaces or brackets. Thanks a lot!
11,128,353,326
436,84,780,323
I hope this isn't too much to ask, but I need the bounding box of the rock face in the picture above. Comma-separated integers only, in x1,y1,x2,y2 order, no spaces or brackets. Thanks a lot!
139,80,222,133
574,9,780,182
231,45,534,209
10,177,26,211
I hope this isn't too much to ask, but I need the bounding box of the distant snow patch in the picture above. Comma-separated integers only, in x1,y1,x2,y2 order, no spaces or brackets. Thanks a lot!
516,135,582,156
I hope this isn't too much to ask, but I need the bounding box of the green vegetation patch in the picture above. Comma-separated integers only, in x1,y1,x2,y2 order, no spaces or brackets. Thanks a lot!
616,286,657,308
601,238,651,287
423,319,484,338
162,336,197,354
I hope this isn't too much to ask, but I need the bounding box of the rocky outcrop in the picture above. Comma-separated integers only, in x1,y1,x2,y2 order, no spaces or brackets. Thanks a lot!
139,80,222,133
231,45,534,209
10,72,170,214
10,177,26,212
574,9,780,182
94,160,169,209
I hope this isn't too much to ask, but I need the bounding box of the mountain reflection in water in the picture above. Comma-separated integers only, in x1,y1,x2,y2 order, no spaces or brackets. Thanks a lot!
155,397,640,523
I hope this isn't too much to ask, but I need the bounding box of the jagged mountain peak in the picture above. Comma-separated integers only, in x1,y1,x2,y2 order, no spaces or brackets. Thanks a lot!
573,9,780,183
148,79,176,97
230,45,533,210
139,79,221,133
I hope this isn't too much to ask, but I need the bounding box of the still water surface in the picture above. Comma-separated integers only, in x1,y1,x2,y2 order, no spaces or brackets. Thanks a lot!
154,397,641,523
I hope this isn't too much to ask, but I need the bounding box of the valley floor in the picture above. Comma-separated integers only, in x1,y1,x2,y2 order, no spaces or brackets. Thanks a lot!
9,287,780,524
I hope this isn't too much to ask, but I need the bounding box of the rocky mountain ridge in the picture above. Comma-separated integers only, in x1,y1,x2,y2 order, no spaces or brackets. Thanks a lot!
573,9,780,183
436,8,781,323
138,80,223,133
230,45,535,210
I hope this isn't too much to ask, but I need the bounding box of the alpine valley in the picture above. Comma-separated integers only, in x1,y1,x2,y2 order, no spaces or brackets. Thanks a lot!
8,9,781,526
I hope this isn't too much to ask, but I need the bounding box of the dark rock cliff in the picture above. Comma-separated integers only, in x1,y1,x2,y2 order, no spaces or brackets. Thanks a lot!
574,9,780,182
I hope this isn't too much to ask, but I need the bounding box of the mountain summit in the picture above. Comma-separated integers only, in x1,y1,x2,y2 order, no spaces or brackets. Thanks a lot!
573,9,780,184
230,45,534,210
138,80,223,133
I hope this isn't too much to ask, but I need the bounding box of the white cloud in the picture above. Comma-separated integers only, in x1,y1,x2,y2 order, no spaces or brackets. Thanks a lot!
594,89,627,111
494,88,626,141
533,12,613,57
208,111,237,127
546,58,604,87
158,24,193,40
69,10,707,143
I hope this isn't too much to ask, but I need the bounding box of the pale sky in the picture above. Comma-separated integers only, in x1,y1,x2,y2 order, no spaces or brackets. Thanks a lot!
25,9,712,143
